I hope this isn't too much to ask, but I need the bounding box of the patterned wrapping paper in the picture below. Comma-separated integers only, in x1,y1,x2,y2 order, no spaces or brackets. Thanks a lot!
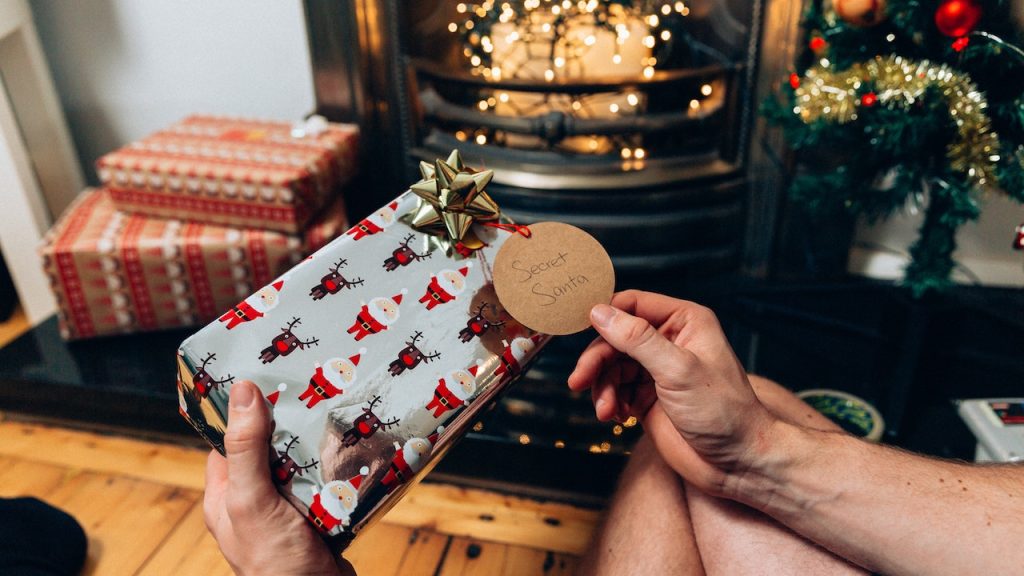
39,188,347,340
97,115,359,233
176,190,549,550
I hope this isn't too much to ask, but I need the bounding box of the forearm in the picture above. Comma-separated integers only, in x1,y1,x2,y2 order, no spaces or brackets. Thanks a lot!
728,421,1024,576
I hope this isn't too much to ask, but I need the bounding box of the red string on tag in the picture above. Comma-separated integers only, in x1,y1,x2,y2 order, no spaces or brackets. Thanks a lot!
483,222,532,238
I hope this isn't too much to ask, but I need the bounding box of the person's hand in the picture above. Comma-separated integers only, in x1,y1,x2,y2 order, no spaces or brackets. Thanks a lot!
567,290,779,496
204,380,355,576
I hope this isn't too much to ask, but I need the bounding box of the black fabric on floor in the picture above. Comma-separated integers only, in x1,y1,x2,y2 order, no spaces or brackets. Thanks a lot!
0,497,87,575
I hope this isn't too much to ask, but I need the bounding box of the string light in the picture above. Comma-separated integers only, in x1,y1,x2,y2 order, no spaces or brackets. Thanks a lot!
475,133,487,144
700,83,713,96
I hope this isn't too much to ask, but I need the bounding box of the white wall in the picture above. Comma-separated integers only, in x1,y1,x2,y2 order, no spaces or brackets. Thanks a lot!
29,0,315,183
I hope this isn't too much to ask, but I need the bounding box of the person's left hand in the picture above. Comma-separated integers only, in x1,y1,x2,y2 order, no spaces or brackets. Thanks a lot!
204,380,355,576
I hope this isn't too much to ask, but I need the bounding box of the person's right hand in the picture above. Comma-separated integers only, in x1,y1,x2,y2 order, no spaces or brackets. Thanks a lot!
567,290,780,496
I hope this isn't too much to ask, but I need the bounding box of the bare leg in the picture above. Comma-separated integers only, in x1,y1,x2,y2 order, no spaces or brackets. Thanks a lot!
576,433,705,576
683,375,868,575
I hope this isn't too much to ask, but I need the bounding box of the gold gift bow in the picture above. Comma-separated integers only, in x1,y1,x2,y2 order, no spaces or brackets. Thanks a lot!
406,150,529,254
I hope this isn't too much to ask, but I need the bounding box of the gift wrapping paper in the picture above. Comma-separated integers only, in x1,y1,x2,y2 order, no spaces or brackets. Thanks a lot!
176,190,549,550
97,115,359,233
40,189,347,340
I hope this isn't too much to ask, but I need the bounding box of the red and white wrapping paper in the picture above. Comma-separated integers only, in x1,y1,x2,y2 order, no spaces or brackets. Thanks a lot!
96,115,359,233
39,189,347,340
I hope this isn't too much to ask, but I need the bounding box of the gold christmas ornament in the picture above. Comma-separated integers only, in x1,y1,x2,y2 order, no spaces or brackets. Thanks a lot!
833,0,888,27
792,55,1001,188
407,150,500,252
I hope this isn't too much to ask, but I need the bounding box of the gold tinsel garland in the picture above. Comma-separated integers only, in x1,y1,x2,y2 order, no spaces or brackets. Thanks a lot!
793,55,1001,188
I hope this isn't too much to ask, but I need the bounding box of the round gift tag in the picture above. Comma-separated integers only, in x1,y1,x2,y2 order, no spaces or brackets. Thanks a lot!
492,222,614,335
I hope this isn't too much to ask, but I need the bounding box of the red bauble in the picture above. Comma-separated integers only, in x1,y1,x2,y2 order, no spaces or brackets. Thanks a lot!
789,73,801,89
951,36,970,52
935,0,982,37
860,92,878,107
835,0,887,27
809,36,828,53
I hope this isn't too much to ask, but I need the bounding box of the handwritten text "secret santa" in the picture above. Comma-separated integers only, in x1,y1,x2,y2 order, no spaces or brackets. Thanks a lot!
510,253,590,306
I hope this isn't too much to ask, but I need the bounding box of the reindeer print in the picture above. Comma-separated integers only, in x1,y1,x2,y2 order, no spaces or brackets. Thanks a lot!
310,259,364,301
388,331,442,376
342,396,400,447
259,317,320,364
383,234,433,271
191,352,234,399
271,436,320,486
459,302,506,343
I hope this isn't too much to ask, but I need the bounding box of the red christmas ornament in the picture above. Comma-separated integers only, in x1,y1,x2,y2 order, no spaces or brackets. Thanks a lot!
860,92,878,107
809,36,828,53
951,36,971,52
935,0,982,38
789,73,801,89
1014,223,1024,250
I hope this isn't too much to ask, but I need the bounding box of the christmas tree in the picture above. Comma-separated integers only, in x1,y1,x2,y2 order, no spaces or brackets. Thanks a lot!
763,0,1024,294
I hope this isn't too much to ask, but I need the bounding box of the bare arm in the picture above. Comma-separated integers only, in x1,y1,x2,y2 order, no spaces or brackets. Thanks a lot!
733,422,1024,576
569,290,1024,576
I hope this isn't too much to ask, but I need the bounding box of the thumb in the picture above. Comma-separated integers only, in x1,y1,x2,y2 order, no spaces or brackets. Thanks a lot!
223,380,278,516
590,304,696,385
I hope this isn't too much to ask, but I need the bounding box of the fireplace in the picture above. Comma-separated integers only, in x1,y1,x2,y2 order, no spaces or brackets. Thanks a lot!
302,0,803,498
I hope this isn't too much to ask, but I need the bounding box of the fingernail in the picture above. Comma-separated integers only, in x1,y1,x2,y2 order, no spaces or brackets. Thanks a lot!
595,397,608,418
231,381,257,409
591,304,616,328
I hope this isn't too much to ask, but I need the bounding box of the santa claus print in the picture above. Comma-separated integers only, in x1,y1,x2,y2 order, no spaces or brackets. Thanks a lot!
426,361,483,418
494,335,543,383
346,290,407,341
218,279,284,329
381,427,442,494
307,466,369,534
345,201,399,241
271,435,319,486
298,349,364,409
418,263,472,310
309,258,364,301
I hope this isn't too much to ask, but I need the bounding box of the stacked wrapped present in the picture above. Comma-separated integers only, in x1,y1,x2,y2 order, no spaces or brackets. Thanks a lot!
39,115,359,340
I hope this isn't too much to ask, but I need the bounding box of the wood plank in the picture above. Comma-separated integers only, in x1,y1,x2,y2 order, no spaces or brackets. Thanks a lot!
137,501,234,576
393,529,451,576
438,537,508,576
0,421,208,490
0,457,77,499
500,546,578,576
46,473,196,576
383,483,598,555
344,522,415,576
0,422,599,554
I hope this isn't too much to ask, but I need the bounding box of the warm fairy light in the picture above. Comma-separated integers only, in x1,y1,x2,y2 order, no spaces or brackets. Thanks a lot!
589,138,599,150
470,55,482,66
621,147,632,159
571,100,582,110
643,35,656,48
541,22,551,32
498,92,510,102
473,421,484,431
675,1,685,11
465,20,475,29
660,30,671,41
457,3,467,13
554,440,566,448
551,4,561,14
648,14,659,26
491,67,502,79
544,69,555,81
609,103,620,113
627,93,639,106
486,97,497,106
634,147,646,159
476,133,487,144
612,54,623,64
612,424,624,435
886,33,896,42
688,99,699,110
701,83,713,96
623,416,638,427
661,4,671,14
820,58,831,68
478,100,489,110
519,434,531,445
554,56,566,68
600,441,611,452
589,444,602,453
643,66,655,78
584,34,597,45
448,22,458,32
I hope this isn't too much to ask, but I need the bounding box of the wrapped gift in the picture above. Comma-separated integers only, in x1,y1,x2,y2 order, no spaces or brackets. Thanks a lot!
96,115,359,233
176,151,549,550
40,189,347,340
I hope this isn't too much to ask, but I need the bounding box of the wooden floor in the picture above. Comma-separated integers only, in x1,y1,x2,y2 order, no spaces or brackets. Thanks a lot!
0,417,596,575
